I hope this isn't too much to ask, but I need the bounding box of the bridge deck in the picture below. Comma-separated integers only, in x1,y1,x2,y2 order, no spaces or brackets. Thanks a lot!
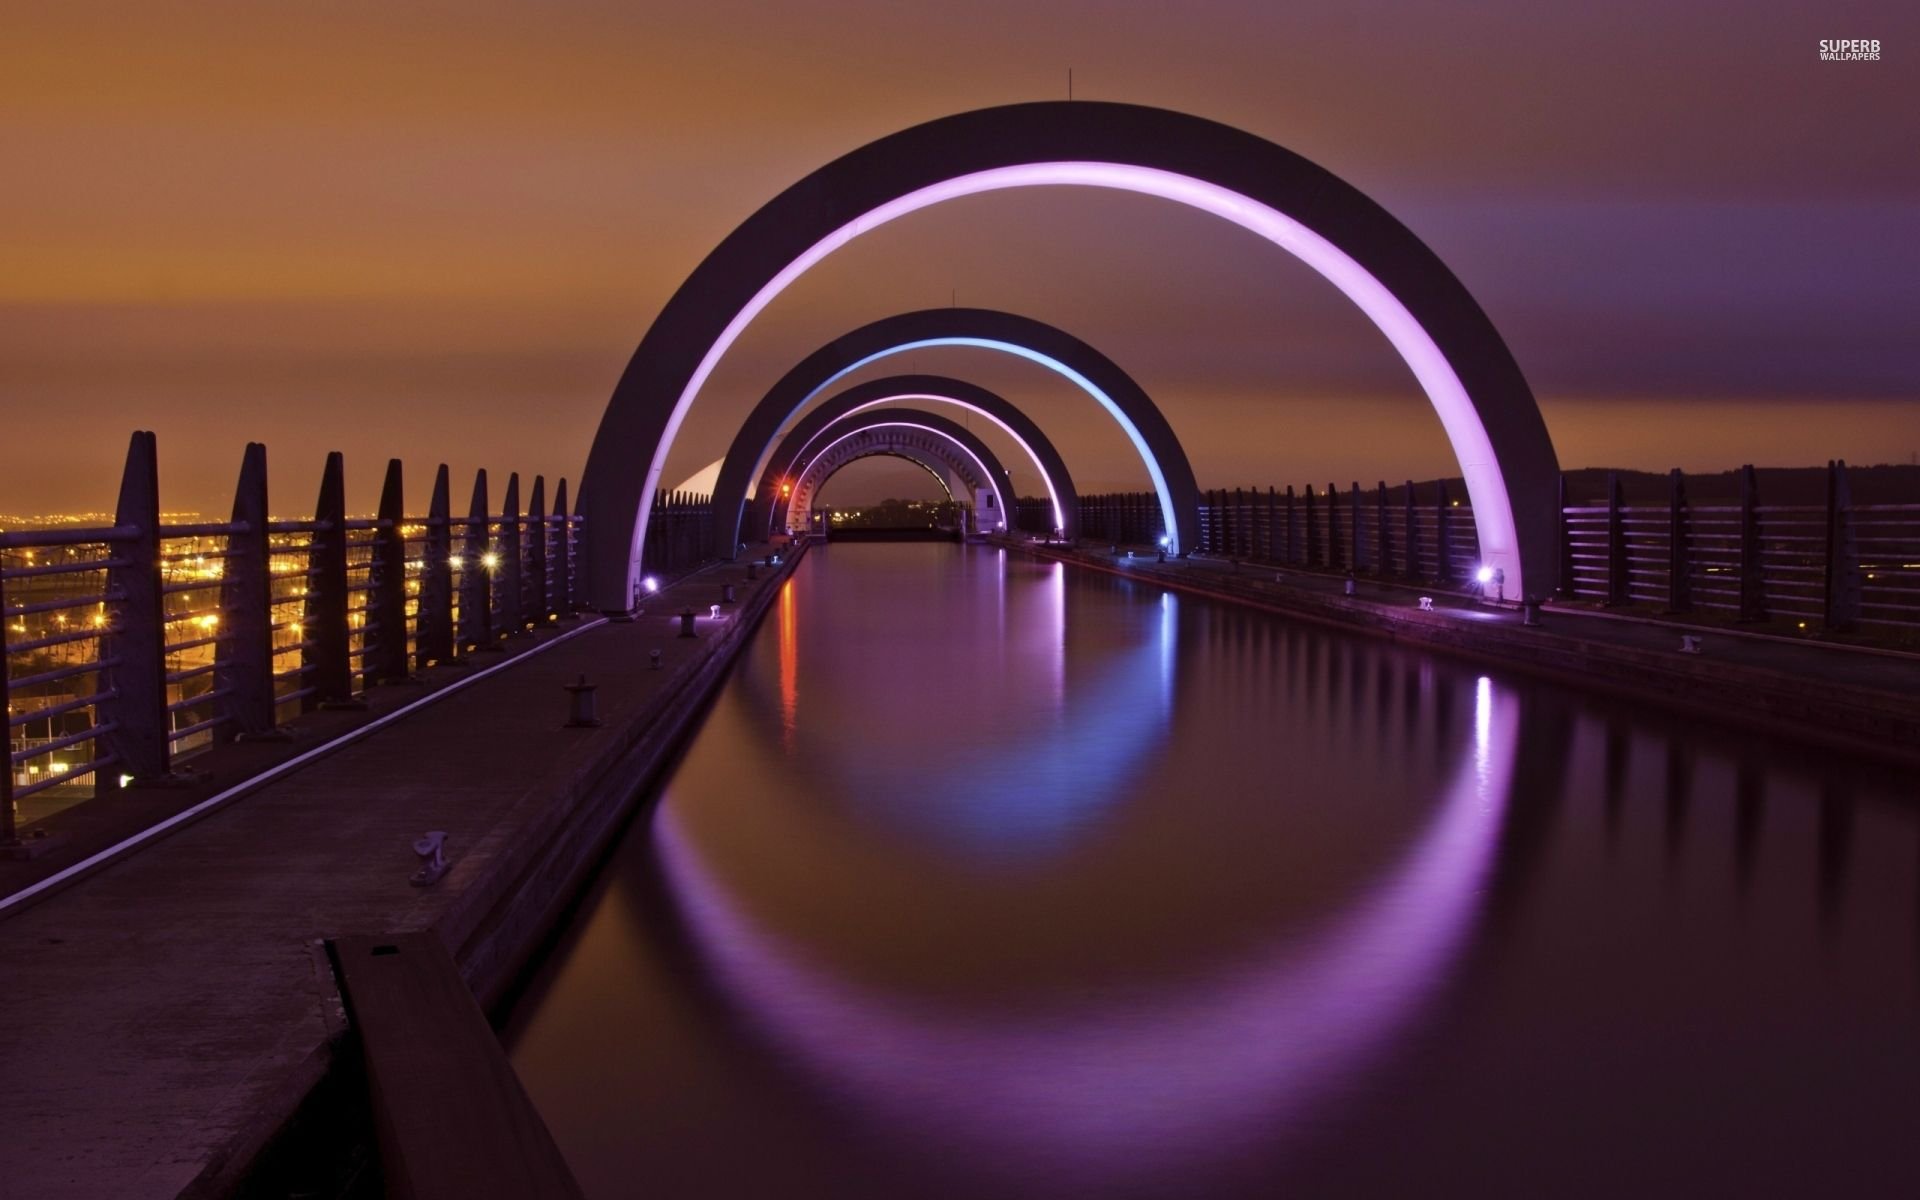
0,549,796,1200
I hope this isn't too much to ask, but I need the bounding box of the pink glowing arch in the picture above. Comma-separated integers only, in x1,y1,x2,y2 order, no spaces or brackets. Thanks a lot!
758,375,1079,540
581,102,1559,608
785,413,1014,534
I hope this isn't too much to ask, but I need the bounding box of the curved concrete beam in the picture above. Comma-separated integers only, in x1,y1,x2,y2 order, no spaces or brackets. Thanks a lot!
580,101,1558,608
788,409,1015,534
758,375,1080,541
708,309,1196,562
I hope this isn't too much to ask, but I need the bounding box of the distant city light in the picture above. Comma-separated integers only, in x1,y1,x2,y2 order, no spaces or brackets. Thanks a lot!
1475,565,1495,584
481,552,500,569
642,576,660,594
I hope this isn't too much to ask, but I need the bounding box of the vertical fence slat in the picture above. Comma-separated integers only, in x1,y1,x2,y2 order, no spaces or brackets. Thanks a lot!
102,432,170,782
1605,471,1627,606
370,459,410,683
417,465,454,667
304,451,353,707
1666,468,1691,614
217,442,275,736
1738,464,1765,622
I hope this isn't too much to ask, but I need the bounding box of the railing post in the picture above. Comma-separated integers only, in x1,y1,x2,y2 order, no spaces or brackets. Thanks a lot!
1666,468,1691,614
459,469,494,651
369,458,410,683
1284,486,1297,565
527,476,550,624
1326,483,1343,570
304,451,353,708
499,473,524,635
216,442,275,737
1,571,17,842
1404,480,1420,579
1605,471,1628,606
1557,473,1575,600
101,431,171,784
417,465,454,667
554,479,574,615
1824,459,1861,632
1304,485,1319,566
1375,482,1390,576
1738,464,1766,622
1350,482,1365,574
1435,480,1454,583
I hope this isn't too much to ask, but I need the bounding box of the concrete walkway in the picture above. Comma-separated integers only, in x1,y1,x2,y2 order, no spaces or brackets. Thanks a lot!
0,548,798,1200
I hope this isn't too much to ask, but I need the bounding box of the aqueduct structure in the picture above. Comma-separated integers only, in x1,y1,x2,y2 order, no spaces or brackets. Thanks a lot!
580,100,1559,609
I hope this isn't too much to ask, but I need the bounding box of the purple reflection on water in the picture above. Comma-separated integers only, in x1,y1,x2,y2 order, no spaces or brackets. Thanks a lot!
653,676,1517,1179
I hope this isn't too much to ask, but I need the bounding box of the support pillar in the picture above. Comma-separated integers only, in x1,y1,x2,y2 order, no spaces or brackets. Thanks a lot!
499,473,524,635
1737,464,1766,622
101,431,171,781
216,442,275,736
458,470,494,651
1605,471,1628,606
1824,459,1861,632
1665,468,1691,614
303,451,353,707
416,465,455,667
554,479,574,615
368,459,410,682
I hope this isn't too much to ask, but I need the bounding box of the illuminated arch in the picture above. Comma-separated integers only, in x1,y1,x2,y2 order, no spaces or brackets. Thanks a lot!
580,101,1559,608
789,410,1015,534
759,375,1081,541
708,309,1196,563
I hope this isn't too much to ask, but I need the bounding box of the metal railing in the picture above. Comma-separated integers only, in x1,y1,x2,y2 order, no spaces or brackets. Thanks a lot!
1020,460,1920,642
1561,461,1919,638
3,432,583,848
1031,481,1483,584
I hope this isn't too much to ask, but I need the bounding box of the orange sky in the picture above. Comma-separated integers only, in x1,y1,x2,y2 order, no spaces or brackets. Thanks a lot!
3,2,1915,514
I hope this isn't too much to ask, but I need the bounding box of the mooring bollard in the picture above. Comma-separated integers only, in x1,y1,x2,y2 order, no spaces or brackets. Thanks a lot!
747,562,759,581
564,674,601,727
1523,596,1543,627
722,582,737,604
1680,634,1704,654
410,831,449,887
1418,596,1435,611
649,648,663,670
1344,573,1357,596
678,609,696,637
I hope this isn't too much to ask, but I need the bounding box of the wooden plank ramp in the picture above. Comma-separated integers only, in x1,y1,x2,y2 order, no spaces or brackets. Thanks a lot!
330,932,584,1200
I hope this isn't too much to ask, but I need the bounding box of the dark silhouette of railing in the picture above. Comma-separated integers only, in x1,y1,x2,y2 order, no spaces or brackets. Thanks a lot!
1561,461,1917,638
1020,461,1919,641
2,432,584,849
1026,481,1482,585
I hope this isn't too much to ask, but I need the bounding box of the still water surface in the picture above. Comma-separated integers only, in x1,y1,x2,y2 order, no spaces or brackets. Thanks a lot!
505,543,1920,1197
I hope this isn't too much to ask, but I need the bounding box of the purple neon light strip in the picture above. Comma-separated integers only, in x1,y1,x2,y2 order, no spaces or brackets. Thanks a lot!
639,162,1521,588
792,421,1010,531
779,394,1065,534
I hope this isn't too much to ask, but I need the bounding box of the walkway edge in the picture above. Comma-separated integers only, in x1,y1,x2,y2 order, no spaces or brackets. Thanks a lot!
0,618,610,920
1018,543,1920,768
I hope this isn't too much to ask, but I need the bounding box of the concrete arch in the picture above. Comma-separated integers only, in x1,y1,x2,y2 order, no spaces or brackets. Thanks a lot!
758,375,1081,541
709,309,1197,563
581,101,1558,608
789,410,1014,535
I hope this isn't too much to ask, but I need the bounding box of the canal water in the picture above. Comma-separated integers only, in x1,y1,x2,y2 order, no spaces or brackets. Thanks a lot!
503,543,1920,1198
